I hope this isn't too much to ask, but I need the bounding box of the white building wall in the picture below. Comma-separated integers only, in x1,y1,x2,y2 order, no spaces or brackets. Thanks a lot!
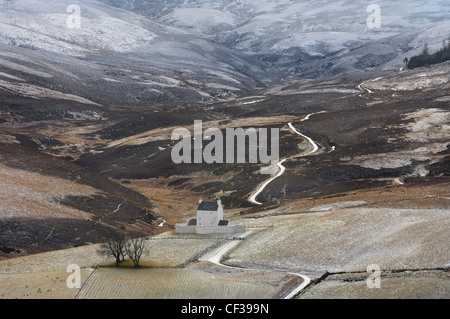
197,200,224,227
175,224,197,234
197,210,217,227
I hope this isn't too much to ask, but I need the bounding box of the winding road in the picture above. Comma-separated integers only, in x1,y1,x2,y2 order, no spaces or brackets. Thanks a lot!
200,232,311,299
198,111,323,297
249,159,287,205
158,218,166,227
203,78,383,298
358,78,383,97
249,112,323,205
358,82,373,96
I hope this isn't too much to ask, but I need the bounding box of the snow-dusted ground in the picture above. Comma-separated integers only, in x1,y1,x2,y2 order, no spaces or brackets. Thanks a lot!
1,0,448,101
118,0,450,53
228,207,450,274
0,0,266,104
0,79,101,105
367,67,450,92
99,0,450,76
0,163,97,220
200,230,311,299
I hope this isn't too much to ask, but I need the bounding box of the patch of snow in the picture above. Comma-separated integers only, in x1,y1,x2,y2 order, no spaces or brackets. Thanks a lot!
310,201,367,212
343,153,430,170
102,78,123,83
206,83,240,91
0,58,53,78
402,109,450,143
0,79,101,106
240,99,266,105
161,8,237,34
0,71,25,82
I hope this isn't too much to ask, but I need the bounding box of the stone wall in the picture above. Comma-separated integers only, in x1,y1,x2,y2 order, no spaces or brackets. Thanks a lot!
175,224,245,235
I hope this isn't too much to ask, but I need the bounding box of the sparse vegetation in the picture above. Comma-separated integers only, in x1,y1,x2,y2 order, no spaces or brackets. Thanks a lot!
407,38,450,69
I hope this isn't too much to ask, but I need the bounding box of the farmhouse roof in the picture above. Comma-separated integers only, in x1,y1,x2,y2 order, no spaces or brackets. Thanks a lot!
197,201,220,211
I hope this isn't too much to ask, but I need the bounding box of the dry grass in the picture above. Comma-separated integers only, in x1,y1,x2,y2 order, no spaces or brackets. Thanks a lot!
124,179,206,227
140,236,224,267
107,115,299,148
0,269,93,299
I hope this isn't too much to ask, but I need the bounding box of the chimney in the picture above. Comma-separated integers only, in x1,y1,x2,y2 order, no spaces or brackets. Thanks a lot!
217,199,221,206
199,199,203,204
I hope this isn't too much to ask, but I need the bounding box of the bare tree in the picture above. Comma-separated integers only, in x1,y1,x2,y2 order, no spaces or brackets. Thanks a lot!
98,231,126,267
125,236,147,268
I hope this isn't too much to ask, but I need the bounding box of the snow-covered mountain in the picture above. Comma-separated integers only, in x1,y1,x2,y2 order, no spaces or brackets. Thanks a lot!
0,0,266,105
99,0,450,77
0,0,449,107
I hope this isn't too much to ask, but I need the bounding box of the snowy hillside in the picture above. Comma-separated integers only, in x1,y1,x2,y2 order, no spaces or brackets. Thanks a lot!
98,0,450,76
0,0,266,104
0,0,159,56
0,0,449,102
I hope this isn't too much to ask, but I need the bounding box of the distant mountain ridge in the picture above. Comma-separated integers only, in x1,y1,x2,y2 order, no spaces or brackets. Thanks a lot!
98,0,450,78
0,0,449,106
0,0,267,105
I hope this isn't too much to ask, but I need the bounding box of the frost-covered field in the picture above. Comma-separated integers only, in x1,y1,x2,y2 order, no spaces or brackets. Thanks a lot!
1,203,448,299
0,264,289,299
77,266,280,299
140,237,224,267
301,271,450,299
227,207,450,274
0,233,294,299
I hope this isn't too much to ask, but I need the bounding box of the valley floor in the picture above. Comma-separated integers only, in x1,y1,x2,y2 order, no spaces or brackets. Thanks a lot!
1,175,449,299
1,62,449,299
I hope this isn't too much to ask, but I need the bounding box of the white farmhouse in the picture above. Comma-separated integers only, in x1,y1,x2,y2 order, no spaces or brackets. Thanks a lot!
176,199,245,235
